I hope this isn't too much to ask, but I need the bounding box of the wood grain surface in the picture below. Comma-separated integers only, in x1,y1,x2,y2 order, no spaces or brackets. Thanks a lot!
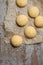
0,0,43,65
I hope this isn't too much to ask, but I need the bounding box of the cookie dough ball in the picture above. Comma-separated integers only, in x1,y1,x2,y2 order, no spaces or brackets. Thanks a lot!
24,26,37,38
28,6,39,18
35,15,43,27
16,0,27,7
11,35,23,47
16,14,28,26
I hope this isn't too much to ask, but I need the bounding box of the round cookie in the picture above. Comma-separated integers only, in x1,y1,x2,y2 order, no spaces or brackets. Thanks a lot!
24,26,37,38
16,14,28,26
16,0,27,7
28,6,39,18
11,35,23,47
35,15,43,27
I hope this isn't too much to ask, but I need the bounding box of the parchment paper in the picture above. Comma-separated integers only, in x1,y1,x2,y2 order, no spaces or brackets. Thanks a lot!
4,0,43,44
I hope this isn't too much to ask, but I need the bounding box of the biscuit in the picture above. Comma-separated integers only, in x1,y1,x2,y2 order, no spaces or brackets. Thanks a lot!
11,35,23,47
16,0,27,7
24,26,37,38
16,14,28,26
35,15,43,27
28,6,39,18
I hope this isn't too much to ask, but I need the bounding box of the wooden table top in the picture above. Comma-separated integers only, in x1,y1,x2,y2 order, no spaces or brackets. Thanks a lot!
0,0,43,65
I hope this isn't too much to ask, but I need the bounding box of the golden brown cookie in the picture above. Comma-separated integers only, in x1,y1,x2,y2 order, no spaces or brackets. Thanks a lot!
24,26,37,38
16,14,28,26
16,0,27,7
28,6,39,18
11,35,23,47
35,15,43,27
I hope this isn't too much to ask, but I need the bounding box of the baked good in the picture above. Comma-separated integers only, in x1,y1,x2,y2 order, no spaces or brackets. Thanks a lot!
28,6,39,18
16,14,28,26
11,35,23,47
16,0,27,7
35,15,43,27
24,26,37,38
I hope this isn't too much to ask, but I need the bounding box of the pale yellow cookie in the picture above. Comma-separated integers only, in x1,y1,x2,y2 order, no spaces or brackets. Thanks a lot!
16,14,28,26
16,0,27,7
35,15,43,27
28,6,39,18
24,26,37,38
11,35,23,47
